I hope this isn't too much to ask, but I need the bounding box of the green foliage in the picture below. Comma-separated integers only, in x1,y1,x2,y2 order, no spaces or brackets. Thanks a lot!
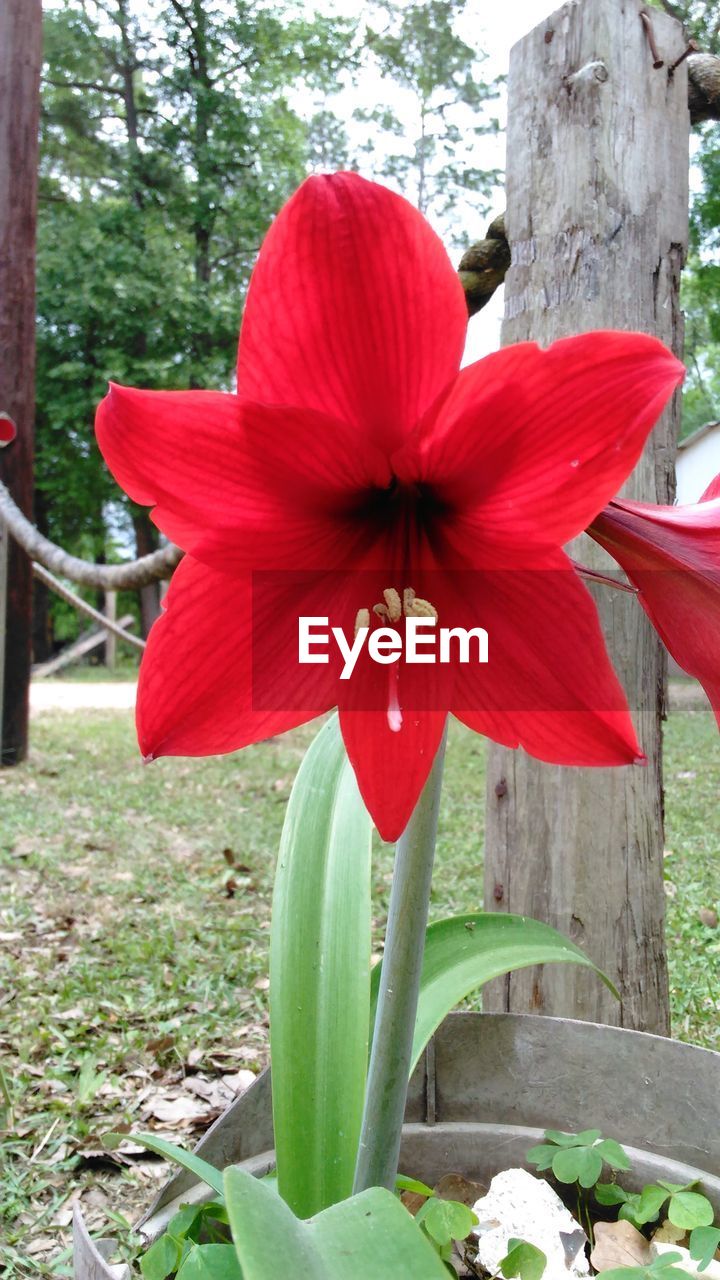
527,1129,629,1190
500,1238,547,1280
139,1201,232,1279
690,1225,720,1270
269,715,373,1218
103,1130,225,1197
175,1245,242,1280
595,1178,714,1231
355,0,500,232
370,913,617,1078
415,1196,478,1267
223,1165,449,1279
596,1251,689,1280
37,0,355,561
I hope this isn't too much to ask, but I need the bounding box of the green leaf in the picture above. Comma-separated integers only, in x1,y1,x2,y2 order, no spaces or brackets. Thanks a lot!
396,1174,434,1197
544,1130,587,1147
224,1165,449,1279
658,1181,687,1194
415,1198,477,1247
595,1183,629,1206
103,1132,224,1197
176,1244,242,1279
369,914,618,1078
632,1185,670,1225
500,1239,547,1280
270,714,373,1218
689,1226,720,1271
573,1129,603,1146
166,1204,206,1243
668,1191,715,1230
552,1145,603,1188
140,1233,182,1280
526,1145,556,1172
596,1139,631,1171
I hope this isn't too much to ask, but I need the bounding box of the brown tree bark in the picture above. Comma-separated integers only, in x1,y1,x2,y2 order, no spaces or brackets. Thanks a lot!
0,0,42,764
482,0,689,1034
132,510,162,637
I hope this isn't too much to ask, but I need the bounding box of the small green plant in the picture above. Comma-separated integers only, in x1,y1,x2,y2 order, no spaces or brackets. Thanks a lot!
689,1226,720,1271
527,1129,630,1188
395,1174,478,1275
595,1179,714,1232
499,1238,547,1280
140,1203,233,1280
527,1128,630,1243
596,1250,689,1280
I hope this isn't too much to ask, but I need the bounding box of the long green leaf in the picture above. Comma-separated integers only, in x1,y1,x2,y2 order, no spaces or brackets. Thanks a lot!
224,1166,448,1280
370,912,618,1077
270,714,373,1218
103,1131,224,1197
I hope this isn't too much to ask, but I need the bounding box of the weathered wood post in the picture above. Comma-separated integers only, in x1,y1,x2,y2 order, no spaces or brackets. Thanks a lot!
483,0,689,1033
0,0,42,764
104,591,118,670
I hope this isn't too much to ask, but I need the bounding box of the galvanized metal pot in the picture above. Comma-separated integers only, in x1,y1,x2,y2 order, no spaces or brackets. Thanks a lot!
73,1012,720,1278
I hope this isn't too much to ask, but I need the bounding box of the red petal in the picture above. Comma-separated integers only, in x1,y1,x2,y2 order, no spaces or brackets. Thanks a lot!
237,173,467,453
339,704,447,842
394,331,684,551
700,473,720,503
137,557,333,760
450,550,642,765
97,386,390,574
590,497,720,726
96,384,245,510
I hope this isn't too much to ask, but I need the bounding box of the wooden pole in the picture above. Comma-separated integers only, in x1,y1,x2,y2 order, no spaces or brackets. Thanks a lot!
483,0,689,1033
0,0,42,765
104,591,118,669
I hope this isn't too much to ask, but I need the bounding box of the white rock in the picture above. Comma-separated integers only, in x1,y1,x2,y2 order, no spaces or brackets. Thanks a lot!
472,1168,590,1280
652,1241,720,1280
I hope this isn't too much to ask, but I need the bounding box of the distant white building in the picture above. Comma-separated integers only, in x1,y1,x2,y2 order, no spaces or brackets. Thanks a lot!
676,421,720,505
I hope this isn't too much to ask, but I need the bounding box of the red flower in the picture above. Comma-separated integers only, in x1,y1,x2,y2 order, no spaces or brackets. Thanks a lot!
96,173,683,840
0,414,16,446
589,475,720,725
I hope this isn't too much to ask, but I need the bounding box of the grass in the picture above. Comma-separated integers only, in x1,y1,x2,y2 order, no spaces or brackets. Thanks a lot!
0,689,718,1274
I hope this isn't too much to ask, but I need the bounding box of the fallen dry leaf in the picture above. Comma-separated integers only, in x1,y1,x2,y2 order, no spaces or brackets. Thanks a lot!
434,1172,485,1206
591,1220,651,1272
652,1220,687,1245
142,1093,211,1126
401,1190,428,1216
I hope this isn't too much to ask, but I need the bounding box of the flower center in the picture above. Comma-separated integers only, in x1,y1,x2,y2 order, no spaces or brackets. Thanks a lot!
353,587,439,735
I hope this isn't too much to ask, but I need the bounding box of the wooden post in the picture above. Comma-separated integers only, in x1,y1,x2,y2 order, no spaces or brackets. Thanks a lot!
0,0,42,765
483,0,689,1033
104,591,118,669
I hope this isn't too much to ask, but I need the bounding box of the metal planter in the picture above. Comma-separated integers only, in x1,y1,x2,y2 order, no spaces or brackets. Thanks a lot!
73,1012,720,1277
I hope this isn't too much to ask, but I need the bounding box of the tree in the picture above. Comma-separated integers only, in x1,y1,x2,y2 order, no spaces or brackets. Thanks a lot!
36,0,354,642
354,0,500,235
648,0,720,439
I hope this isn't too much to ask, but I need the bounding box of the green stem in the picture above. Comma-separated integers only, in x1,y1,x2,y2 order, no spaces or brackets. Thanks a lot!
353,722,448,1193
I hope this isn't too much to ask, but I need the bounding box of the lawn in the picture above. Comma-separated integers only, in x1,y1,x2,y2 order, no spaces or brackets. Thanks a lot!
1,690,719,1275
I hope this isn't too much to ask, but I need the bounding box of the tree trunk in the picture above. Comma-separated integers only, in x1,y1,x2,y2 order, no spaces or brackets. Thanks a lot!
0,0,42,764
132,510,162,637
483,0,689,1033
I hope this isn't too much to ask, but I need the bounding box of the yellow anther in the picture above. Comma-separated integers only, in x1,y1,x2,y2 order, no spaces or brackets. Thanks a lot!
403,588,438,620
354,607,370,636
382,588,402,622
